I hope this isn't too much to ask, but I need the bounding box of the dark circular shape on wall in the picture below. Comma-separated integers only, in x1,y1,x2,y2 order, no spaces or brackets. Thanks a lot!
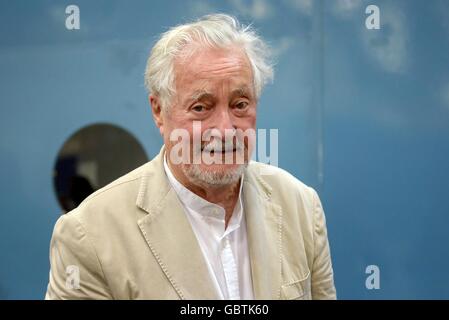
53,123,149,213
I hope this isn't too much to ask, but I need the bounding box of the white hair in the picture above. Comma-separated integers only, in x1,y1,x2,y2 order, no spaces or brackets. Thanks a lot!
144,13,274,110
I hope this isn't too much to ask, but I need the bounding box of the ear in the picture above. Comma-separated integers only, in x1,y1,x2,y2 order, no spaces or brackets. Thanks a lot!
149,94,164,136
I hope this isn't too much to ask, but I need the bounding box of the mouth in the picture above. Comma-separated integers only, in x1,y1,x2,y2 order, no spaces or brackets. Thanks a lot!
202,146,240,154
209,148,237,154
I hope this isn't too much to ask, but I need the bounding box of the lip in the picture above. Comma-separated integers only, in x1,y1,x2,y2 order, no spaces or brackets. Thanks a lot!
204,149,237,153
201,144,239,152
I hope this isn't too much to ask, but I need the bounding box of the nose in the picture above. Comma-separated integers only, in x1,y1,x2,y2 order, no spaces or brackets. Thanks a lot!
213,107,236,135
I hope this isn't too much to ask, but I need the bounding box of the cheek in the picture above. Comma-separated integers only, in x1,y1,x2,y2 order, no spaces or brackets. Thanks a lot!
238,113,257,130
172,113,193,130
165,122,196,151
249,114,257,127
163,112,190,134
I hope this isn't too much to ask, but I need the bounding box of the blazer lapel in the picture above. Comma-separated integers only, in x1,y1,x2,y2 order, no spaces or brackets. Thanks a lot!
243,172,283,300
136,148,220,300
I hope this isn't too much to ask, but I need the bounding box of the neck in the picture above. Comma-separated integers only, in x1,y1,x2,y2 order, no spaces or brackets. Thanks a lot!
195,179,240,203
193,181,242,229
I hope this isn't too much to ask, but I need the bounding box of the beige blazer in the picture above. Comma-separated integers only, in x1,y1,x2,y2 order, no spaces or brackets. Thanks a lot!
45,146,336,300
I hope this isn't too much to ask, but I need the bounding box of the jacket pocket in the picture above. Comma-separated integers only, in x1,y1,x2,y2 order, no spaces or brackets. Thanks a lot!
281,271,311,300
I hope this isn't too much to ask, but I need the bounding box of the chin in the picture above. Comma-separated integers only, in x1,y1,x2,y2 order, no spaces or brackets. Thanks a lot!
183,163,246,187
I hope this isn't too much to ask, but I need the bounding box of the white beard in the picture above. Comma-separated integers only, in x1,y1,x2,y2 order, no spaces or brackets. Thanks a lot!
182,162,246,187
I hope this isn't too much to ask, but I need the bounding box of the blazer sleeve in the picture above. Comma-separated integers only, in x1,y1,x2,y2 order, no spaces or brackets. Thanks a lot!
309,188,337,300
45,211,112,300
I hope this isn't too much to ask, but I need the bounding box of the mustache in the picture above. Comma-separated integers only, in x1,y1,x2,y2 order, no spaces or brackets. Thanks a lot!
200,138,245,153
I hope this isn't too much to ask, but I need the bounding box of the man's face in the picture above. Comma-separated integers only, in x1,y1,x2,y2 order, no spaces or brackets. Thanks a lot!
157,45,257,187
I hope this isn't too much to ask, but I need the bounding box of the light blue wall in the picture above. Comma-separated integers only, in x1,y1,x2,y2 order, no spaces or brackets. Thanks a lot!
0,0,448,299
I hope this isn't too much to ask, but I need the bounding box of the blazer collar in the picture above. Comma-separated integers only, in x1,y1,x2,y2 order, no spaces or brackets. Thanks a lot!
136,146,282,299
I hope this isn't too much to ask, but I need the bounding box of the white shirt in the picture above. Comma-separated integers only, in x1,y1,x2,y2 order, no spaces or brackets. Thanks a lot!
163,157,254,300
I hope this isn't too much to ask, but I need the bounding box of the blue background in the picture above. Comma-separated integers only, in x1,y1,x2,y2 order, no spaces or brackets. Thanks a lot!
1,0,448,299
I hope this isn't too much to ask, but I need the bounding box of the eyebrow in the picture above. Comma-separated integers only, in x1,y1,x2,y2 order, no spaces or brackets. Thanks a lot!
189,90,215,102
187,85,252,104
230,85,252,99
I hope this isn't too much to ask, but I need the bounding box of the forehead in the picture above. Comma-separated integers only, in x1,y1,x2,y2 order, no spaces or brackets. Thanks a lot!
173,45,254,94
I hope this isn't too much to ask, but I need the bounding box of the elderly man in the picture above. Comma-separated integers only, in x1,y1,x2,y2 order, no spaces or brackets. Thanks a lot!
45,14,336,300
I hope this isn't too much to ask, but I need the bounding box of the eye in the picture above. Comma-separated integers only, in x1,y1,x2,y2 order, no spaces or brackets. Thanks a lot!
235,101,249,110
191,105,206,112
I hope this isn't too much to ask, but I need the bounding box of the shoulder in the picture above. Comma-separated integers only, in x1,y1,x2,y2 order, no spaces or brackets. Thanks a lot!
245,161,319,206
84,162,149,204
245,161,323,234
59,161,152,233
